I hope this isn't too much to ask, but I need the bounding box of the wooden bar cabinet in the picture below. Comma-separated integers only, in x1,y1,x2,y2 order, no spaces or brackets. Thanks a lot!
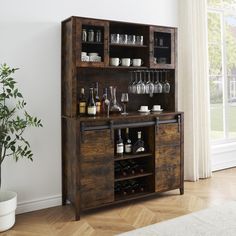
61,16,184,220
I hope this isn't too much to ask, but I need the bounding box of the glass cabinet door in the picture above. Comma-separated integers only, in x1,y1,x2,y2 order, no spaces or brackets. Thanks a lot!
76,18,109,67
150,26,176,69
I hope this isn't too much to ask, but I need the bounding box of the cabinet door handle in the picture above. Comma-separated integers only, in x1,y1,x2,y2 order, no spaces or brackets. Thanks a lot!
178,115,181,133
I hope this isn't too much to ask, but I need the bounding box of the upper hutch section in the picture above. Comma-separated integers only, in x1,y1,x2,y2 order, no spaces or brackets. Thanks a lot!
62,16,177,69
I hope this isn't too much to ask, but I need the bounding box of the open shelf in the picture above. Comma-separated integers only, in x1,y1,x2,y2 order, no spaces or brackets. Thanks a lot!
115,172,153,182
114,152,152,161
115,190,153,201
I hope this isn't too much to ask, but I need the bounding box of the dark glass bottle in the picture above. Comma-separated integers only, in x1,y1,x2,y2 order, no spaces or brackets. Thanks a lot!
94,82,101,114
132,131,145,154
116,129,124,157
78,88,87,115
124,128,132,154
87,88,96,116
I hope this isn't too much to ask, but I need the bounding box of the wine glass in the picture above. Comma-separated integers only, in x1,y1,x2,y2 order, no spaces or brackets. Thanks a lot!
163,70,170,93
154,70,162,93
121,93,129,115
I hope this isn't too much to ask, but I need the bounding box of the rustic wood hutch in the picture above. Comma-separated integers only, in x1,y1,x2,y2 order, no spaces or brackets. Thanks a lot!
61,16,184,220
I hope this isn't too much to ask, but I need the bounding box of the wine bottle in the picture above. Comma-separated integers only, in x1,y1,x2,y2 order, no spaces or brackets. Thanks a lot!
101,88,108,114
78,88,87,115
116,129,124,157
132,131,145,154
125,128,132,154
87,88,96,116
130,180,139,193
128,160,139,174
115,162,122,176
94,82,101,114
120,161,131,176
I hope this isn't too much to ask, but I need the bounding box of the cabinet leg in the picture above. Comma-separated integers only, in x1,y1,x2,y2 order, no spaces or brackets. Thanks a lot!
179,187,184,195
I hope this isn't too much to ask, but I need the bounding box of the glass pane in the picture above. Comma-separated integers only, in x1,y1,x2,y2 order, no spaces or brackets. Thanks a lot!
225,15,236,75
208,44,223,75
208,12,221,44
208,0,222,7
210,76,224,140
223,0,236,10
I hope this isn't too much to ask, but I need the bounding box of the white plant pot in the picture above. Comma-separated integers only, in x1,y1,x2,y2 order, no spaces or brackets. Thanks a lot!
0,190,17,232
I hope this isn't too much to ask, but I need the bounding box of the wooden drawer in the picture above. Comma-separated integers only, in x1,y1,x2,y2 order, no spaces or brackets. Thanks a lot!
156,123,180,145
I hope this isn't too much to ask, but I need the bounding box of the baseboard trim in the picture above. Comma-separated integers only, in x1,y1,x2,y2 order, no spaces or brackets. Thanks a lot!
16,194,62,215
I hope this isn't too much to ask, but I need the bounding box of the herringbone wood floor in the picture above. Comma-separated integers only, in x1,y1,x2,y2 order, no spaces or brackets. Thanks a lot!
2,168,236,236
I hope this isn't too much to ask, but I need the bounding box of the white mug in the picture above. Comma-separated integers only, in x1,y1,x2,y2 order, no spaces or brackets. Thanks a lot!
121,58,132,67
153,105,161,111
140,106,148,111
88,52,98,57
110,58,121,66
132,58,143,67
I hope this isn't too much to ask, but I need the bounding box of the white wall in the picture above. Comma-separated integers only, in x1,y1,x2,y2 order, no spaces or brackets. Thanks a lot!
0,0,178,213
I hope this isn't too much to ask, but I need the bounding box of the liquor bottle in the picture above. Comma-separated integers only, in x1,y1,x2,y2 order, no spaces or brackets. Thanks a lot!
101,88,108,114
124,128,132,154
116,129,124,157
87,88,96,116
94,82,101,114
78,88,87,115
132,131,145,154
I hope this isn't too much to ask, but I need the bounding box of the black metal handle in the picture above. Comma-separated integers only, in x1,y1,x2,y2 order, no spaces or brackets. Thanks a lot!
178,115,181,133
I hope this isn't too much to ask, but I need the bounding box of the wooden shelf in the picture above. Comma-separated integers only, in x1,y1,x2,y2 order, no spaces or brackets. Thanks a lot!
115,191,153,201
115,172,153,182
114,152,152,161
108,66,148,69
82,42,104,45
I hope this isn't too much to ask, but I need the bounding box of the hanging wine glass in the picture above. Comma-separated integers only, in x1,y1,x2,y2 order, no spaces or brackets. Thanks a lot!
145,70,151,94
140,70,146,94
128,71,133,93
149,70,155,97
131,71,138,94
136,70,142,94
154,70,162,93
163,70,170,93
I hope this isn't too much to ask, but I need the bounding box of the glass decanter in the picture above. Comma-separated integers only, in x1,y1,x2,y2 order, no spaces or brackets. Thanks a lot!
109,86,122,114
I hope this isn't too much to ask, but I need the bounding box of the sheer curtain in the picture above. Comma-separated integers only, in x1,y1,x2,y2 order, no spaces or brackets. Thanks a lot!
178,0,212,181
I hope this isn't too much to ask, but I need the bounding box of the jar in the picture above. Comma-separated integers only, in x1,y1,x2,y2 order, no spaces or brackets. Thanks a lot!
88,29,94,42
82,29,87,42
95,30,102,43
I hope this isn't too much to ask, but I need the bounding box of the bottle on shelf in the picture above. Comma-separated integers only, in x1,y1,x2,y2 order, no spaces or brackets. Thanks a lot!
78,88,87,116
109,86,122,114
119,161,131,176
94,82,101,114
116,129,124,157
87,88,96,116
124,128,132,154
101,88,108,114
128,160,139,175
132,131,145,154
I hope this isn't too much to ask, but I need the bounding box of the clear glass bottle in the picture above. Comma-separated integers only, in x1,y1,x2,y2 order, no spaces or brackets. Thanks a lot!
109,86,122,114
78,88,87,115
125,128,132,154
116,129,124,157
88,29,94,42
94,82,101,114
87,88,96,116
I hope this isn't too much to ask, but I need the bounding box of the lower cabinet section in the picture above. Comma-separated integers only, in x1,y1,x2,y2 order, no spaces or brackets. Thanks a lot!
62,113,184,220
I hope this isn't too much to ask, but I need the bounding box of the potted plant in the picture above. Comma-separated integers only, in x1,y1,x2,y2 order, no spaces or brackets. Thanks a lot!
0,64,42,232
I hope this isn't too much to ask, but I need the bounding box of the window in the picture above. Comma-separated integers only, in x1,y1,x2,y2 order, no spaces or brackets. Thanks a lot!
208,0,236,143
